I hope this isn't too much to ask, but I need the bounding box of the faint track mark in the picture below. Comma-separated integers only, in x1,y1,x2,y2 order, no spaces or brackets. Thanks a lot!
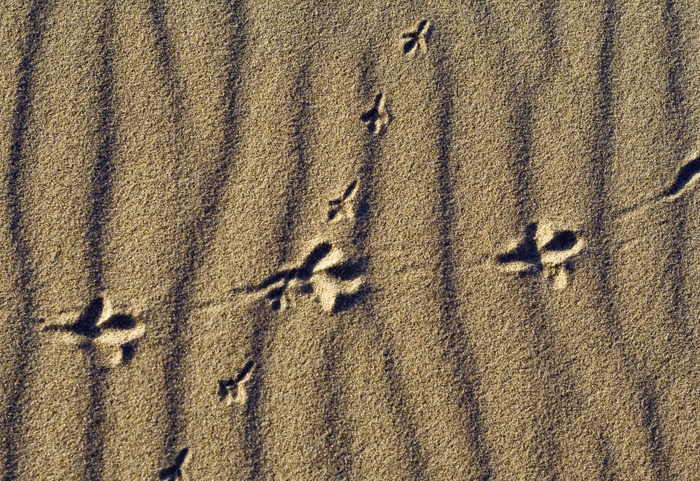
218,360,255,406
434,50,492,479
159,447,191,481
360,93,390,135
162,0,249,464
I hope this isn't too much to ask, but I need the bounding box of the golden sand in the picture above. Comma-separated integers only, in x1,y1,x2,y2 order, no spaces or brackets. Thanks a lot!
1,1,699,479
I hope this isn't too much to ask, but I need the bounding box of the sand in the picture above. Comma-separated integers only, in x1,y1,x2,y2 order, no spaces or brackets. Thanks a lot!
0,0,699,479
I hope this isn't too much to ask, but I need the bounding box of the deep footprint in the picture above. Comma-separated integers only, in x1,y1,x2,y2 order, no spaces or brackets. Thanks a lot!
665,151,700,198
41,297,145,367
496,222,584,289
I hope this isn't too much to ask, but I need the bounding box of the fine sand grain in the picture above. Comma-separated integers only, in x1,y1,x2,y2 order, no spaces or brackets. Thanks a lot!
1,1,700,480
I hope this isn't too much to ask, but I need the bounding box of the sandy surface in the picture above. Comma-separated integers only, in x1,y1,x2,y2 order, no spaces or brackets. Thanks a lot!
1,1,700,479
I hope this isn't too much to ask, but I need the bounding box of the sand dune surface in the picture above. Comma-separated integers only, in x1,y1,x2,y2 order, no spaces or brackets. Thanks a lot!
1,1,700,480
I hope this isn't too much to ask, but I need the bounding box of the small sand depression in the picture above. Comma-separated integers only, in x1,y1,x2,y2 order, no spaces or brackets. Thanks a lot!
401,19,431,55
360,93,390,135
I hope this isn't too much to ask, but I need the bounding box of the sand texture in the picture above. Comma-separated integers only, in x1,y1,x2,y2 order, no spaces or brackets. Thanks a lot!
1,1,700,479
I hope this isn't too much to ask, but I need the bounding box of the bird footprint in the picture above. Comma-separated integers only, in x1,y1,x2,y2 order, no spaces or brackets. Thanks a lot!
402,20,431,55
496,222,584,289
159,448,191,481
360,93,390,135
328,180,358,222
218,360,255,406
249,181,365,312
41,297,145,367
251,242,364,313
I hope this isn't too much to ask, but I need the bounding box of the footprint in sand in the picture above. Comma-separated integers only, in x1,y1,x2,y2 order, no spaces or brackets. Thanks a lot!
613,148,700,222
41,297,145,367
304,243,365,312
402,20,431,55
360,93,390,135
496,222,584,289
159,448,191,481
250,181,365,313
252,240,364,313
328,179,358,222
493,150,700,286
664,149,700,199
218,360,255,406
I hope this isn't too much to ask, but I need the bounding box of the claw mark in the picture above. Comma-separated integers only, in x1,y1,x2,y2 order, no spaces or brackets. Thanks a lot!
159,448,191,481
402,20,431,55
613,149,700,222
328,180,359,222
360,93,390,135
664,150,700,199
496,222,584,289
41,297,145,367
218,360,255,406
606,149,700,260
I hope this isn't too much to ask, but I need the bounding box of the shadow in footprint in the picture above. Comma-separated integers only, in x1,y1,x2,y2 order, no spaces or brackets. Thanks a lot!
121,343,136,364
496,222,584,289
100,313,136,330
333,284,369,314
542,230,577,251
325,256,367,281
328,180,358,221
218,360,255,406
42,297,144,367
43,297,104,338
665,152,700,198
297,242,333,280
159,448,190,481
495,223,541,269
360,93,389,135
402,20,431,55
256,269,295,291
312,255,367,312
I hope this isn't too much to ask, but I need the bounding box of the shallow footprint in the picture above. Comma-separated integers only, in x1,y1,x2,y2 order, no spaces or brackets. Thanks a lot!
218,360,255,406
402,19,431,55
360,93,390,135
328,179,359,223
159,448,191,481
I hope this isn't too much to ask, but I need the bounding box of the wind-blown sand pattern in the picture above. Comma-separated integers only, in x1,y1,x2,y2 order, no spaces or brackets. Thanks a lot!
1,1,700,480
